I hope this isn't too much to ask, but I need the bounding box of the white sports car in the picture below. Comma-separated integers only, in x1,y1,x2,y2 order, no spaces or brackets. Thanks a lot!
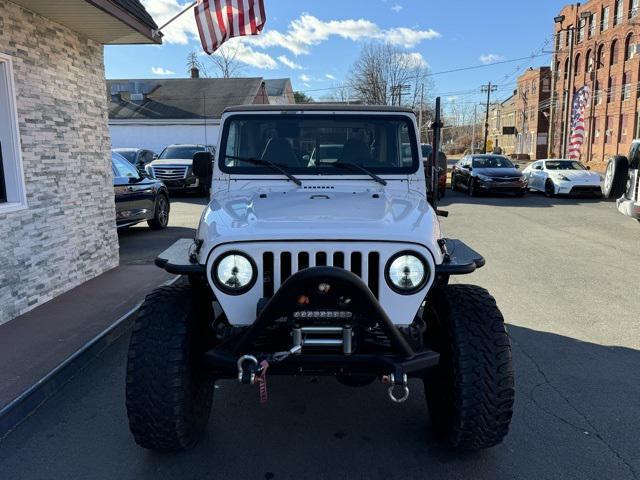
522,159,603,197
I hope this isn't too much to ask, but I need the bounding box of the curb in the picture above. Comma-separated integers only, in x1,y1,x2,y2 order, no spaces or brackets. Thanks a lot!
0,276,179,439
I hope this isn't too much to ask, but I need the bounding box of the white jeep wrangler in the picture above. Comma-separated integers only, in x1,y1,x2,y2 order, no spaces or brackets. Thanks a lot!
125,105,515,453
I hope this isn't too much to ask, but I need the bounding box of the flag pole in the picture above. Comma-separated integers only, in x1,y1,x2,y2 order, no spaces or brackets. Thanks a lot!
153,1,198,37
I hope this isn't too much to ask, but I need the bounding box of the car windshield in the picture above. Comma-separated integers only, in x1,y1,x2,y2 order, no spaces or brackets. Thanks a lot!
115,150,136,163
220,115,419,175
158,146,204,160
545,160,586,170
472,155,514,169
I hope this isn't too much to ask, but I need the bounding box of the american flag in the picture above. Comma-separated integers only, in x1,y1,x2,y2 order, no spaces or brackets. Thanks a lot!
194,0,266,55
567,86,591,160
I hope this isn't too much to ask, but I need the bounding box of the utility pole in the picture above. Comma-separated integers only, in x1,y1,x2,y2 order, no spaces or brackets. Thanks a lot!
471,104,477,153
481,82,497,153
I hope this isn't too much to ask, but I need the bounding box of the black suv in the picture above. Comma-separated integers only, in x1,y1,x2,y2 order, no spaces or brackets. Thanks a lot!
112,151,170,229
451,154,526,197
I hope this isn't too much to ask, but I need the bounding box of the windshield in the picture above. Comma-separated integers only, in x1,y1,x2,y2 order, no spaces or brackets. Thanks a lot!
220,115,419,175
545,160,586,170
115,150,136,163
472,155,514,169
158,146,205,160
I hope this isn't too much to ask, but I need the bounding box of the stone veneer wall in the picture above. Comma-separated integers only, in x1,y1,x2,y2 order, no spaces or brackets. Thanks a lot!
0,0,119,324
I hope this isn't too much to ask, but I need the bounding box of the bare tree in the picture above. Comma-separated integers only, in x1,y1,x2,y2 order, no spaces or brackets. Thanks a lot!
347,43,431,107
186,50,207,77
208,43,244,78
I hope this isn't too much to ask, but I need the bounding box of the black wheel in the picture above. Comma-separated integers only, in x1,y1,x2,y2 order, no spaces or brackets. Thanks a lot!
603,155,629,199
544,179,555,197
126,280,215,452
468,178,476,197
147,194,169,230
451,174,457,191
515,188,526,197
423,284,514,451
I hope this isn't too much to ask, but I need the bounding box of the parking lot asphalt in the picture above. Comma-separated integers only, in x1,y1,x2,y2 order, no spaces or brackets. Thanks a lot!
1,190,639,480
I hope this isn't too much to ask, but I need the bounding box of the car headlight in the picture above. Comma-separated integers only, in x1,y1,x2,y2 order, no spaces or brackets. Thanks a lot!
213,252,256,295
385,252,429,294
476,174,492,182
557,174,571,181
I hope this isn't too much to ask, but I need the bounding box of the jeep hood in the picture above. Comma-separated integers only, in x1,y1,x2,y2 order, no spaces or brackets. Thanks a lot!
198,186,442,248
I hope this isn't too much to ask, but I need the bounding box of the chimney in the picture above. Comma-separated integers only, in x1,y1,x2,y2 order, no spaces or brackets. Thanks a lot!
191,67,200,79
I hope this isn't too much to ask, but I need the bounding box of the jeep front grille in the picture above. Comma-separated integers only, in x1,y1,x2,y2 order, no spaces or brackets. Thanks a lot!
262,250,380,298
151,165,188,180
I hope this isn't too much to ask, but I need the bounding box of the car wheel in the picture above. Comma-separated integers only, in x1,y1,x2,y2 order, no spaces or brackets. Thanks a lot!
423,284,514,451
126,280,214,452
451,174,457,191
603,156,629,199
544,179,555,197
147,194,169,230
515,188,526,197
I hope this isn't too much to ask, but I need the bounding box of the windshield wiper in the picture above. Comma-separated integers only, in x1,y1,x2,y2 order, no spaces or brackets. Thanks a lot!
225,155,302,186
333,162,388,186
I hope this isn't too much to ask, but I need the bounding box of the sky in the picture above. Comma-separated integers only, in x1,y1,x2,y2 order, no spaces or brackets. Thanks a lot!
105,0,567,109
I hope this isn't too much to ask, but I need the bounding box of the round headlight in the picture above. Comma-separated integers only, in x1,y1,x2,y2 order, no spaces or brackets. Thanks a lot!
213,252,256,295
386,252,428,294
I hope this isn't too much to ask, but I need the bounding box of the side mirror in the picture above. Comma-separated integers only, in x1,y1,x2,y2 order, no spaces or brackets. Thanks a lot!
515,165,520,169
193,151,213,178
302,154,310,162
587,166,591,170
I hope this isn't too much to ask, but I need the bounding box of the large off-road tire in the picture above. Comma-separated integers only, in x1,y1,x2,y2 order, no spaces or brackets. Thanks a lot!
423,284,514,451
126,280,215,452
147,193,169,230
603,155,629,199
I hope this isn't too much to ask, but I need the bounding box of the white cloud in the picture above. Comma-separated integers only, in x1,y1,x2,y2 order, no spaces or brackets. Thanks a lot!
325,74,337,80
142,2,440,59
391,4,403,12
398,52,428,69
215,41,278,69
278,55,304,69
151,67,175,75
479,53,505,65
299,73,312,82
244,14,440,54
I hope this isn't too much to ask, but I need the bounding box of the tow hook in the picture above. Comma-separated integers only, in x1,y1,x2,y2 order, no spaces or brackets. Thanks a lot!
237,355,259,384
382,373,410,403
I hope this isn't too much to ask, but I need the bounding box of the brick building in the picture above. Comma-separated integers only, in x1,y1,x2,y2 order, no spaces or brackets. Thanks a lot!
489,93,518,156
0,0,158,324
551,0,640,169
515,67,552,159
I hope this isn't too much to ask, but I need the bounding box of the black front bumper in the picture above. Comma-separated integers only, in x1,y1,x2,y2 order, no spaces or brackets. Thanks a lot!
205,267,440,380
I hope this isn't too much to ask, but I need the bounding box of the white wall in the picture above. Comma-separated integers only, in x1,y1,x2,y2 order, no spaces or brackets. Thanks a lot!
109,122,221,154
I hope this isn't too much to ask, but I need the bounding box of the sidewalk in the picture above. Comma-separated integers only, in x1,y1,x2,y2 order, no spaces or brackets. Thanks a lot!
0,265,175,436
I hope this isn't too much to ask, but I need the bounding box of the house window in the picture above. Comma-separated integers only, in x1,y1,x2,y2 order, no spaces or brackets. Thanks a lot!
632,0,639,18
542,76,551,92
0,54,26,212
589,13,597,38
602,6,610,30
595,80,603,104
575,53,582,75
625,33,635,60
610,39,619,65
615,0,623,25
578,18,586,42
623,72,631,100
621,114,629,140
608,77,616,103
605,116,614,143
597,44,606,69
